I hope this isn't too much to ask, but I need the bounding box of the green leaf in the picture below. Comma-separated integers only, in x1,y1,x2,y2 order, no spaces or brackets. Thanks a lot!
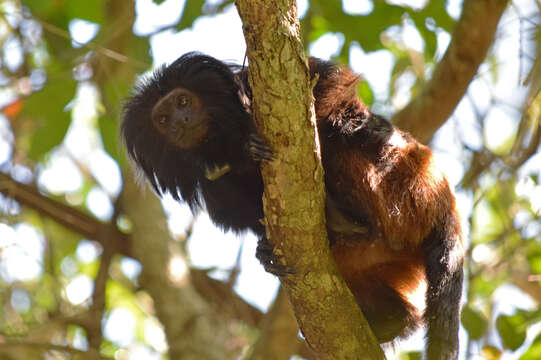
23,0,82,29
470,276,500,297
529,255,541,274
100,339,120,358
357,80,374,106
521,333,541,360
216,0,235,13
106,281,145,317
99,76,135,167
417,25,437,58
496,314,527,351
419,1,455,33
21,76,77,160
408,1,454,58
79,260,99,278
390,55,411,94
177,0,205,30
130,35,152,68
401,351,422,360
308,15,332,43
310,0,403,53
65,0,104,24
34,274,58,310
22,0,54,17
461,306,488,340
99,115,123,166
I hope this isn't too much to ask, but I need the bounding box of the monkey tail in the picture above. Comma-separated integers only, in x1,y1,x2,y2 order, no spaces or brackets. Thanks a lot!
423,212,464,360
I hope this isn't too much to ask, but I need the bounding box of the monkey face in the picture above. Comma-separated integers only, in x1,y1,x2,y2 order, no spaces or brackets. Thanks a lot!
151,88,209,149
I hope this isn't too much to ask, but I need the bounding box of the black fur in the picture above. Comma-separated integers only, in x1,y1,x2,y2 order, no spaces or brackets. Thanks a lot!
122,53,264,233
121,52,463,359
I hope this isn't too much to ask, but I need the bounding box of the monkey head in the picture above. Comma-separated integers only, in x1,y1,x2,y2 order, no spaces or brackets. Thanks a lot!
150,87,208,149
121,52,252,204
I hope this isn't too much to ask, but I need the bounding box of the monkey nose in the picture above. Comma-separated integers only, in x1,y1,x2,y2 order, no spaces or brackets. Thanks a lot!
172,109,191,127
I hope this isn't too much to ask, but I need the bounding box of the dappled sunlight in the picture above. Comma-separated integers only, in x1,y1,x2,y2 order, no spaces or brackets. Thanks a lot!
143,318,168,353
0,0,539,358
342,0,373,15
76,239,101,263
516,176,541,214
68,19,100,46
167,254,189,286
65,274,94,305
38,153,83,194
0,223,44,283
310,33,345,60
104,308,136,347
87,186,114,220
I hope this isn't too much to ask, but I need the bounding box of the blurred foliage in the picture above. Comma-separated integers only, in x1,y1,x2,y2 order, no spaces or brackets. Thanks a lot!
0,0,539,359
21,74,77,160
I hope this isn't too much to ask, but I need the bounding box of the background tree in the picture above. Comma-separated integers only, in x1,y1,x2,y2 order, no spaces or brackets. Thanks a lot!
0,0,539,359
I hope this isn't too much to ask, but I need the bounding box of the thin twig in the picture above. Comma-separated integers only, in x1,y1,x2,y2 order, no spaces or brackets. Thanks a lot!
33,17,149,70
0,172,131,256
0,341,107,360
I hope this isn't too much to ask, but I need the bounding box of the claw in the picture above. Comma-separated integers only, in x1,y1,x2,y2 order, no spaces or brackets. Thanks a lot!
247,133,275,162
256,237,295,276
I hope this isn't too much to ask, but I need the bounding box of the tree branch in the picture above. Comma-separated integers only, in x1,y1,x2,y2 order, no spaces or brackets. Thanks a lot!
0,170,311,356
0,171,130,256
190,271,315,358
511,272,541,304
235,1,384,358
0,341,105,360
190,268,264,326
87,243,114,350
248,287,312,360
35,18,149,70
393,0,510,143
121,169,233,359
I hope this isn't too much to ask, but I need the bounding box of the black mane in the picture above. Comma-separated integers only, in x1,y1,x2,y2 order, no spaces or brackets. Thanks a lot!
121,52,251,209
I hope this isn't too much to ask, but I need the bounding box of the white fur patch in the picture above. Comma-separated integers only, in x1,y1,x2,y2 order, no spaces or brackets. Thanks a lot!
387,131,408,149
405,278,427,313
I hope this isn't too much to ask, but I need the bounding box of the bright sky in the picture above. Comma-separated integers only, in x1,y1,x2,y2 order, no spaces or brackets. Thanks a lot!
0,0,540,358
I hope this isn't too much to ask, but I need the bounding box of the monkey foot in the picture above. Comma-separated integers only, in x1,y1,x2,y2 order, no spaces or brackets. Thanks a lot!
256,237,295,276
247,133,275,162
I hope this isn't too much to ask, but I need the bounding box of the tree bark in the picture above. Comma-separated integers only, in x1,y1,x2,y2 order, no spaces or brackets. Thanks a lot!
89,1,234,357
235,1,385,358
121,169,232,359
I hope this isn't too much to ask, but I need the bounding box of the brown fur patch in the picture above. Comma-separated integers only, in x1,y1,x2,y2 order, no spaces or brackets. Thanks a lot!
325,128,455,252
331,239,426,341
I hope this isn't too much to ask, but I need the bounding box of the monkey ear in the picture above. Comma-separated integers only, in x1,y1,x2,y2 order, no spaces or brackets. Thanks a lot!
233,71,252,112
237,87,251,113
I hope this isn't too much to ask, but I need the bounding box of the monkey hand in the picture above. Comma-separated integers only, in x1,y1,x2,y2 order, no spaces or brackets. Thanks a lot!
256,236,295,276
246,133,275,162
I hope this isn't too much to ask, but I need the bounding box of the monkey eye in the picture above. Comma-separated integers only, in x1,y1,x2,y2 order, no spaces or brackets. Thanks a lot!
178,95,189,107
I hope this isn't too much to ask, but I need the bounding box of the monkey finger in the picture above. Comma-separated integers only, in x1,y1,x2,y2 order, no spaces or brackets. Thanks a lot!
247,133,275,162
256,237,296,276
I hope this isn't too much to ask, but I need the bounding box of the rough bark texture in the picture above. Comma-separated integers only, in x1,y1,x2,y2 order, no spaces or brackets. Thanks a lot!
90,1,233,357
121,169,232,359
393,0,510,143
235,1,384,358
